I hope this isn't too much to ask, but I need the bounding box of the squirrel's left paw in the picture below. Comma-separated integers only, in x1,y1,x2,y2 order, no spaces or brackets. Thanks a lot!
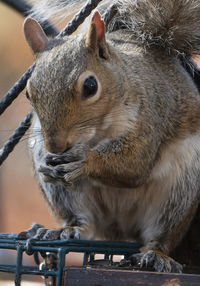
120,250,183,273
39,144,87,185
140,250,182,273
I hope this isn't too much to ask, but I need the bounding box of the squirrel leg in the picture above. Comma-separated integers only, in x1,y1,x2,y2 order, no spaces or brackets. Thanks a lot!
120,249,183,273
18,222,88,240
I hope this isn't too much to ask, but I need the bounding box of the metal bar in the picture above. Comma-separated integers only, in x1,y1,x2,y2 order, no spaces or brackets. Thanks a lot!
0,264,58,276
0,244,140,256
59,246,139,255
83,253,89,265
0,236,141,250
33,251,41,266
15,246,23,286
0,233,18,239
21,239,141,249
0,265,17,274
89,253,95,263
57,249,66,286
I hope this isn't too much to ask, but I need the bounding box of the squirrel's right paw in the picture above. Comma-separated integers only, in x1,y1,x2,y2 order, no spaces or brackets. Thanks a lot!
38,163,71,186
45,144,86,165
18,223,84,240
39,160,85,186
38,144,87,186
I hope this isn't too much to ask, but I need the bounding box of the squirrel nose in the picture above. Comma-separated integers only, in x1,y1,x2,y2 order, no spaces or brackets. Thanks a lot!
45,138,71,154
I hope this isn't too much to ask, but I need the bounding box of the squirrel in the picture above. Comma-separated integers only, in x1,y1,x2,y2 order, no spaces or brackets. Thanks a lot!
19,0,200,273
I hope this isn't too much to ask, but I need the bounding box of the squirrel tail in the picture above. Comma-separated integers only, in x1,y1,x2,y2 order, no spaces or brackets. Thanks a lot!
116,0,200,57
31,0,200,57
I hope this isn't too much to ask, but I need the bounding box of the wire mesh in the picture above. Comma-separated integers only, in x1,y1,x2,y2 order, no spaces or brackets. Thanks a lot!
0,233,141,285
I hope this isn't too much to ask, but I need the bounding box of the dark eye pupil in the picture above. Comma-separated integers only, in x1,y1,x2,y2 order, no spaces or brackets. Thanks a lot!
83,76,98,98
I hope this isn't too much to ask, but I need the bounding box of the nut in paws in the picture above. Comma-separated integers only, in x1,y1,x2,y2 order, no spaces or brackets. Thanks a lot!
45,144,86,166
39,160,85,185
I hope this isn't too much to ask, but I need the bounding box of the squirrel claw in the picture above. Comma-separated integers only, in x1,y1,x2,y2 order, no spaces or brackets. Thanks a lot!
46,144,86,166
18,223,84,240
39,145,86,186
18,223,44,239
38,165,67,186
39,161,84,185
127,250,183,273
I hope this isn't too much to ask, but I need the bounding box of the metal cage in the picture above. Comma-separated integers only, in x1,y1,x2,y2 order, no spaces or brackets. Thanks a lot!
0,233,141,285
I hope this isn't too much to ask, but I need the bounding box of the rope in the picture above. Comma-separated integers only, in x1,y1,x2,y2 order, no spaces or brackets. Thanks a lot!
59,0,103,37
0,111,33,165
0,64,35,116
0,0,104,166
103,4,118,28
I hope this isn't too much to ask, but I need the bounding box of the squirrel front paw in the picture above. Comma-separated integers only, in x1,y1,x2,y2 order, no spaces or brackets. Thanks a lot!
39,144,87,186
120,250,183,273
18,223,85,240
39,161,85,186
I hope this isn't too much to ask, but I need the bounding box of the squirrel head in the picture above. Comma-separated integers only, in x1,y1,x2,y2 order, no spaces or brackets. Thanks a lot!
24,13,126,153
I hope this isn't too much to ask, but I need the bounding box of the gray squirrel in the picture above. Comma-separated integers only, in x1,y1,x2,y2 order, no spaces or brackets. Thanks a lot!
19,0,200,273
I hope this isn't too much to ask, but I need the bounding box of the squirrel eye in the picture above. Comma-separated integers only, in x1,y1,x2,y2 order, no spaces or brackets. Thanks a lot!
82,76,98,99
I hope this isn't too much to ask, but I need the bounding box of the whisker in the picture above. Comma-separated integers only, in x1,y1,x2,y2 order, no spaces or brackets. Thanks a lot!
0,133,43,147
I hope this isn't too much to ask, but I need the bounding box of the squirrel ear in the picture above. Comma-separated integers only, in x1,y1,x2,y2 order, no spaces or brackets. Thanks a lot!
86,11,108,59
23,18,49,54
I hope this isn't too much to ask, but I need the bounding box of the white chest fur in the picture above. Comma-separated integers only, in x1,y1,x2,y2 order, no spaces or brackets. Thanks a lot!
84,134,200,242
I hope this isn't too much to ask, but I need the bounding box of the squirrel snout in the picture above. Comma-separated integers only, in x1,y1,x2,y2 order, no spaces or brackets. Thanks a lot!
45,138,72,154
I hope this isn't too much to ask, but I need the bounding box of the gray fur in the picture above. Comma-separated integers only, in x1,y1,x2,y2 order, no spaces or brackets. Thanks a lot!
116,0,200,56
